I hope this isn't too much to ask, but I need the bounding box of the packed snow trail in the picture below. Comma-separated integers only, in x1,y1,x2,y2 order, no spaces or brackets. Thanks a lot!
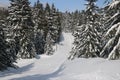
0,32,74,80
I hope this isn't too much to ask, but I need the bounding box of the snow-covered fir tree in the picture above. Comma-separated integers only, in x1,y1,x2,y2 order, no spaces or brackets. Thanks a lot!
8,0,36,59
61,12,74,32
71,10,83,31
44,3,51,38
33,0,45,54
69,0,101,59
100,0,120,60
61,10,87,33
0,21,16,71
44,3,55,55
44,4,62,55
50,4,62,43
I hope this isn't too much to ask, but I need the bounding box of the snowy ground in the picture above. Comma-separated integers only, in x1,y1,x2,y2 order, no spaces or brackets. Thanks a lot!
0,32,120,80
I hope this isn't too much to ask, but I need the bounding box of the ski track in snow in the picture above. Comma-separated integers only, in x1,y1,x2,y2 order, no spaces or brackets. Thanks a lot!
0,32,120,80
0,32,74,80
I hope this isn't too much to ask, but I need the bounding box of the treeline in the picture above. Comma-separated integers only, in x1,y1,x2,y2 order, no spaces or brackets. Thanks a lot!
0,0,62,71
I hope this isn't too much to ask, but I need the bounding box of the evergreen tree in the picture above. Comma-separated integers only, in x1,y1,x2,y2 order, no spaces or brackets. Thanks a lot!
0,21,16,71
100,0,120,60
45,3,51,15
44,3,51,38
69,0,100,59
50,4,62,43
8,0,36,59
44,3,54,55
61,12,73,32
44,4,62,55
71,10,81,30
33,0,45,54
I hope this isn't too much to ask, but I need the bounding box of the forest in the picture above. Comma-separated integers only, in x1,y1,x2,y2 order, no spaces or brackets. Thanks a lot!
0,0,119,77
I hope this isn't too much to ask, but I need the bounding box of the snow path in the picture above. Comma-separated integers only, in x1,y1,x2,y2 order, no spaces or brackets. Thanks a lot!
0,32,74,80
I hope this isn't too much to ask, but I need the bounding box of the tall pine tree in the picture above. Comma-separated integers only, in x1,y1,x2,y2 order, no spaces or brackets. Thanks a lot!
44,4,62,55
69,0,100,59
8,0,36,59
0,21,16,71
100,0,120,60
33,0,45,54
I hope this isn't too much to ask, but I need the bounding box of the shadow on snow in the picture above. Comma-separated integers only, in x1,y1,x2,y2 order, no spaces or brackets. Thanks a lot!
59,33,65,43
11,64,65,80
0,63,34,77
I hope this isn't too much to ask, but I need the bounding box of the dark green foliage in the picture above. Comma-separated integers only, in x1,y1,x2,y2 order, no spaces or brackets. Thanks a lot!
0,21,16,71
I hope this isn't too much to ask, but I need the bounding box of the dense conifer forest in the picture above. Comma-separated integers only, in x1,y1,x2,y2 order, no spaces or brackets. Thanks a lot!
0,0,119,73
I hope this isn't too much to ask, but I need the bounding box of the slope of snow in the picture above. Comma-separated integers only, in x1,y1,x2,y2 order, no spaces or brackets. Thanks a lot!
0,32,74,80
52,58,120,80
0,32,120,80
